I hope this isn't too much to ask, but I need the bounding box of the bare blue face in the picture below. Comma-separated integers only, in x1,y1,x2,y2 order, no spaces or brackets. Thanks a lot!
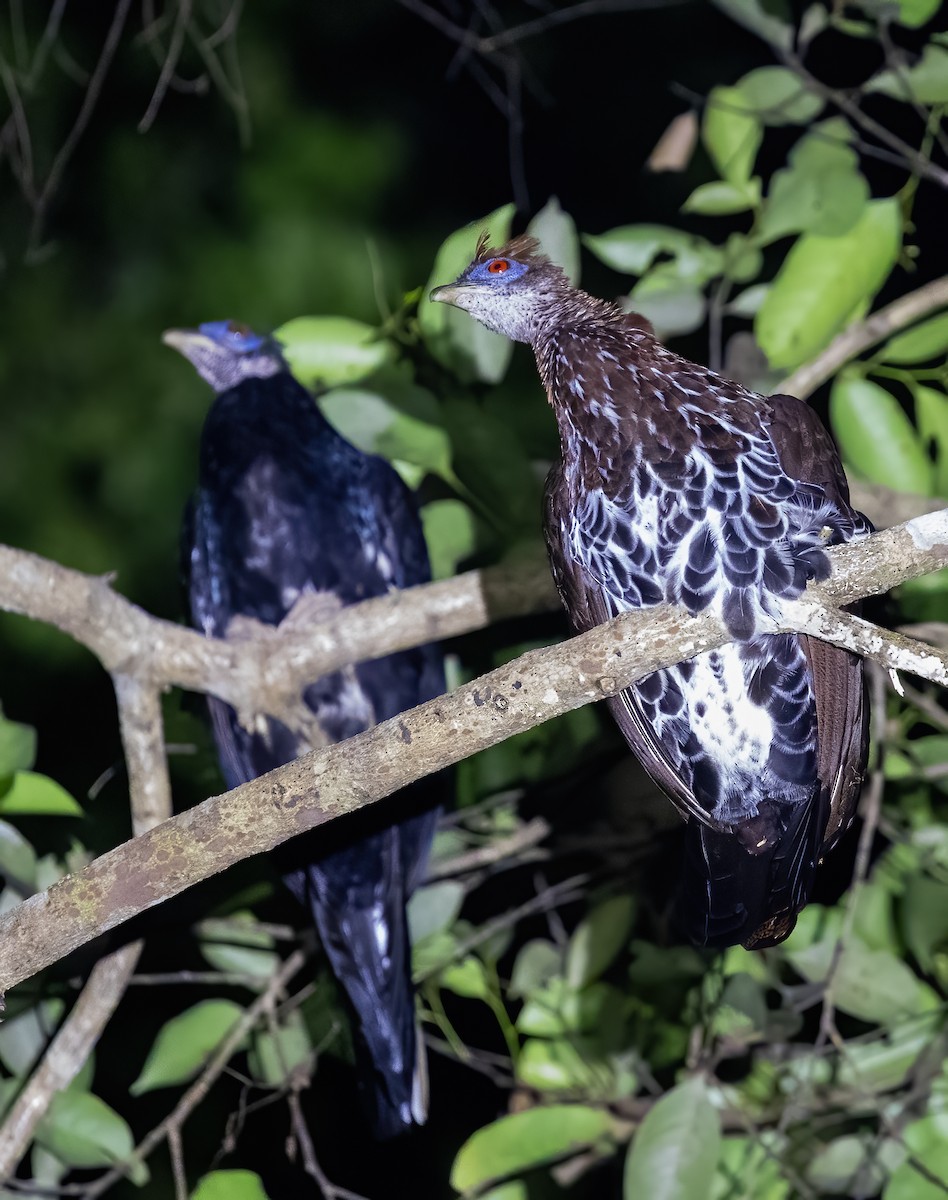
198,320,267,354
462,256,530,285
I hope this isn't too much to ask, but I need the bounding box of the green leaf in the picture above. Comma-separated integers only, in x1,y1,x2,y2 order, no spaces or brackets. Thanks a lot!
808,1133,901,1195
527,196,580,284
517,1037,617,1095
0,712,36,775
629,274,708,339
131,1000,244,1094
36,1090,144,1182
713,1135,789,1200
726,284,769,317
830,374,934,494
407,880,465,943
784,918,939,1025
566,895,635,989
276,316,393,388
450,1104,616,1192
707,0,793,48
624,1077,721,1200
703,86,762,185
320,388,453,482
890,0,942,26
508,939,562,1000
722,233,762,283
0,771,82,816
758,122,869,243
867,44,948,105
440,956,490,1001
583,226,723,283
0,999,64,1076
682,180,759,216
909,735,948,794
884,1115,948,1199
517,979,626,1037
248,1009,312,1086
191,1171,271,1200
756,199,901,369
197,912,279,985
442,398,541,531
421,499,477,580
915,385,948,496
0,819,37,892
734,66,824,125
479,1186,527,1200
836,1013,941,1094
881,314,948,363
419,205,517,384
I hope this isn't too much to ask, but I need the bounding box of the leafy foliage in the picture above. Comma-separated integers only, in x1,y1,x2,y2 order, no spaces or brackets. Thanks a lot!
0,2,947,1198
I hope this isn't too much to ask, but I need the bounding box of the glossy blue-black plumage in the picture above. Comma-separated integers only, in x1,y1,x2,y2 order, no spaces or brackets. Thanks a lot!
174,322,445,1137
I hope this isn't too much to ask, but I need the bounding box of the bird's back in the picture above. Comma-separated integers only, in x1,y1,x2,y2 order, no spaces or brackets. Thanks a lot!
542,334,869,947
186,370,445,1135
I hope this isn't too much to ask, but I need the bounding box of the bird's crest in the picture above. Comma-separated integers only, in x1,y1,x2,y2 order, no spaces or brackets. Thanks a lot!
473,231,544,266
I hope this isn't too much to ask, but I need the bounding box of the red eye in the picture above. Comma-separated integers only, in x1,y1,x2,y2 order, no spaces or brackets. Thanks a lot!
487,259,510,274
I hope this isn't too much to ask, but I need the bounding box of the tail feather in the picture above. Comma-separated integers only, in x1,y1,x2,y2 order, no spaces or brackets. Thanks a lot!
677,787,825,950
293,834,426,1140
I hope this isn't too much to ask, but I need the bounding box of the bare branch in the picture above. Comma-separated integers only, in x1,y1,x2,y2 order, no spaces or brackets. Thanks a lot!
0,511,943,994
778,275,948,401
0,543,557,724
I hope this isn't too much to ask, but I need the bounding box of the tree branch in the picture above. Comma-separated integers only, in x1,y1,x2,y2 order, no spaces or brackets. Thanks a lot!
0,678,173,1177
778,275,948,401
0,510,943,995
0,544,557,732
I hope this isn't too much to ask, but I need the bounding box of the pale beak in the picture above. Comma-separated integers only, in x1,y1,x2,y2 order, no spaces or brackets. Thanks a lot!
162,328,213,355
429,283,468,306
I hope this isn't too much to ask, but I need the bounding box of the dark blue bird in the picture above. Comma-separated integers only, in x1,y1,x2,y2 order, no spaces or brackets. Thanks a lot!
432,236,869,949
166,319,446,1136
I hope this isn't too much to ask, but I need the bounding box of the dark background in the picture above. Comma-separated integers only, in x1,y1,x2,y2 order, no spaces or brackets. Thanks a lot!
0,2,943,1195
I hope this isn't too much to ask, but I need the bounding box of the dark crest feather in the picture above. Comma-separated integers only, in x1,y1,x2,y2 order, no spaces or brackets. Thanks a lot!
473,232,544,265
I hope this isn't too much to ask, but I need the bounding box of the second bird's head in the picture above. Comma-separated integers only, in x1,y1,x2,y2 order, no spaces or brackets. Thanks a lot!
430,234,569,344
162,319,286,393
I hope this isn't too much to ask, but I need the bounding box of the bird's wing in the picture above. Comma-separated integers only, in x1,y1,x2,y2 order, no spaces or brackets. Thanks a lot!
765,393,870,852
544,465,707,824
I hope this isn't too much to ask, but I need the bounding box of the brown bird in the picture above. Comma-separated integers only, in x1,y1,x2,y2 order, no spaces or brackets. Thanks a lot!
432,234,869,948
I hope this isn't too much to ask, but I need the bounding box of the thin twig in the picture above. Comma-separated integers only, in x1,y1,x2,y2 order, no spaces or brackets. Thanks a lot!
79,948,308,1198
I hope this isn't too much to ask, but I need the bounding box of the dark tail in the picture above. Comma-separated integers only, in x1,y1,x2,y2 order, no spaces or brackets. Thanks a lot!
676,789,825,950
285,823,427,1141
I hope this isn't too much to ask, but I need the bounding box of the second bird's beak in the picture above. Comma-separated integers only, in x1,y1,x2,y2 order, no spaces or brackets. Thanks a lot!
162,328,208,355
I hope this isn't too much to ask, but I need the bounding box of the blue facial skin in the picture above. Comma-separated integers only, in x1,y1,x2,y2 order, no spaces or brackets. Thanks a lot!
198,319,266,353
463,257,530,284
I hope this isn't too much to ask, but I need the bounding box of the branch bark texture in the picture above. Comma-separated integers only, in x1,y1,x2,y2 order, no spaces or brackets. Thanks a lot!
0,509,944,994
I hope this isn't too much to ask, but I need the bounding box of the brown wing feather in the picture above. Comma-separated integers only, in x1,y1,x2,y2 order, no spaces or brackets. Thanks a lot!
766,393,870,852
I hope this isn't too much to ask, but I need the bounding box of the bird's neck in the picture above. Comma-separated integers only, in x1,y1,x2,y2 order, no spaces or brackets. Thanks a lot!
533,310,655,477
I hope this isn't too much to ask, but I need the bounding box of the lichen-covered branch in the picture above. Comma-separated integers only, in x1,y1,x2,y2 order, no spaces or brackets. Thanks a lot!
0,678,173,1178
0,509,943,994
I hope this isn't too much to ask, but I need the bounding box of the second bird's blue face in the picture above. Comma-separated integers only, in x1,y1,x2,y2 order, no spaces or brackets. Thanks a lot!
198,320,267,354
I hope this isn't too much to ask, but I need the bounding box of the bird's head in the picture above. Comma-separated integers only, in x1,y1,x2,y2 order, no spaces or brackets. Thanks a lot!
430,233,571,344
162,319,286,392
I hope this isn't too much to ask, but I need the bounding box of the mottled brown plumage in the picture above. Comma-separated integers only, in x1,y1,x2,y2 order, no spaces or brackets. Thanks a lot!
432,236,869,948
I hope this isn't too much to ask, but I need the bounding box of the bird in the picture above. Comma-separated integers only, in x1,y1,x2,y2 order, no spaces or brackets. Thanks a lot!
431,234,869,949
166,318,447,1136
